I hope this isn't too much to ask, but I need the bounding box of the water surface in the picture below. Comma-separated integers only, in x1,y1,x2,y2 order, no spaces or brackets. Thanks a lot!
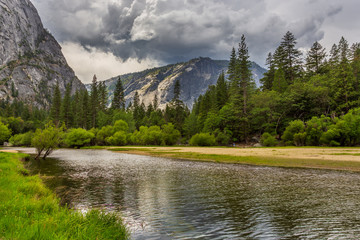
20,148,360,239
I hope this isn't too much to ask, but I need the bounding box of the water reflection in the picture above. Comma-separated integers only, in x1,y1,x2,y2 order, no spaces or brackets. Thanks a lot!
19,148,360,239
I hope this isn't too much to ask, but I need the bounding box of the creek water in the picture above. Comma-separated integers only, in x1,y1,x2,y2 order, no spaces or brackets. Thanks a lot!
19,148,360,239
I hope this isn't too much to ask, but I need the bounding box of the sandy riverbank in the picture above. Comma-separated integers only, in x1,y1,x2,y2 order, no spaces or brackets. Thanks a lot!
109,146,360,171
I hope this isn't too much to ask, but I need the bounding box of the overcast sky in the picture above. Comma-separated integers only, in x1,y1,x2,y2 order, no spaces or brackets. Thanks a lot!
31,0,360,83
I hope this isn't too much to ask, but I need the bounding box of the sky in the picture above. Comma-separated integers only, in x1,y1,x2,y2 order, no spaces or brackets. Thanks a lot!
31,0,360,83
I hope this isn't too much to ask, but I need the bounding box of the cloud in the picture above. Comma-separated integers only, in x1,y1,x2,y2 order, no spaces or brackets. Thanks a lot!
61,42,161,83
31,0,357,73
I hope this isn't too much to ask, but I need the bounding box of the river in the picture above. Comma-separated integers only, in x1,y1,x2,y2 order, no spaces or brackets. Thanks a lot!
19,148,360,239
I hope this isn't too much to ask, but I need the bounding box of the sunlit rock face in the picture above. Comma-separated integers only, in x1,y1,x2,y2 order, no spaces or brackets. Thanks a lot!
97,57,266,109
0,0,85,107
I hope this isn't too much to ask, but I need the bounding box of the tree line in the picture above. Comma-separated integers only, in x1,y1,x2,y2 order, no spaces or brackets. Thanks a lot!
2,31,360,149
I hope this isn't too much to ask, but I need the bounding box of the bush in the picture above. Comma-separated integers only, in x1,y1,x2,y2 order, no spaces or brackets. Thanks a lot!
162,123,180,145
9,131,33,146
260,132,278,147
96,125,114,145
143,126,164,145
282,120,306,146
64,128,95,148
214,129,231,146
0,121,12,144
106,131,127,146
189,133,216,146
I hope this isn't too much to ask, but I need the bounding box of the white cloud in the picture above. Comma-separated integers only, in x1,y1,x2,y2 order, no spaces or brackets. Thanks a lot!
61,42,161,83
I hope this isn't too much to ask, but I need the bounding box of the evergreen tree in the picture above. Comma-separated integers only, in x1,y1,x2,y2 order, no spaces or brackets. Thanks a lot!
50,82,61,125
112,77,125,110
306,41,326,74
71,90,81,128
60,83,72,128
227,47,237,82
216,71,228,109
153,93,159,110
260,52,275,90
272,68,287,93
90,74,98,128
274,31,302,83
98,81,108,111
80,90,90,129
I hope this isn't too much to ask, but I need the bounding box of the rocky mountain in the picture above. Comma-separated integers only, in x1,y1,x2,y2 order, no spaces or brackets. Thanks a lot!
96,57,266,109
0,0,85,107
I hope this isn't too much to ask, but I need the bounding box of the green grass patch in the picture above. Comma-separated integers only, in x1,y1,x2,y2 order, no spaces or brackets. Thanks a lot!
330,153,360,156
0,152,129,239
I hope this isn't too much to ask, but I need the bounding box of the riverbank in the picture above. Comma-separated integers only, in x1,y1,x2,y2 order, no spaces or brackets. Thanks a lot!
105,146,360,172
0,152,129,239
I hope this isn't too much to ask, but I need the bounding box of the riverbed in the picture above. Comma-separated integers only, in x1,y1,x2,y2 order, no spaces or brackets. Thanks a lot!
18,148,360,239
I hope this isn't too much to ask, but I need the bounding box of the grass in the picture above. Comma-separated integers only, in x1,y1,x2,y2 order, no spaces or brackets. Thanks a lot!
0,152,129,239
108,147,360,172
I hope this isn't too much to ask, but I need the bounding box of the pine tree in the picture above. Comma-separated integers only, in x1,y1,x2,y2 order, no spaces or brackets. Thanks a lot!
60,83,72,128
71,90,80,128
90,74,98,128
272,68,287,93
306,41,326,74
81,90,90,129
98,81,108,111
260,52,275,90
274,31,303,83
215,71,228,109
227,47,237,82
112,77,125,110
153,93,159,110
50,82,61,125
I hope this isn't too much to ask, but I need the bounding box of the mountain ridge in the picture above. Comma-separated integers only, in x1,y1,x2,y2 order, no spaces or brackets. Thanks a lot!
89,57,266,109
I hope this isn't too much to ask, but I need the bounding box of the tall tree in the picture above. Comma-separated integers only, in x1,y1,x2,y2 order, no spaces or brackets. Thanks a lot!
306,41,326,74
98,81,108,111
215,71,228,109
227,47,237,83
112,77,125,110
260,52,275,90
274,31,303,83
90,74,98,128
50,82,61,125
60,83,72,128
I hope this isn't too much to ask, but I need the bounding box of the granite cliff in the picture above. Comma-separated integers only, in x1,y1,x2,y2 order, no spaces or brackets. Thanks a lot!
0,0,85,107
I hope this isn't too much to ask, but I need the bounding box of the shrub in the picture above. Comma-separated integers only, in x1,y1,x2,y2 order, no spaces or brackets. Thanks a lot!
106,131,127,146
143,126,163,145
282,120,306,146
64,128,95,148
96,125,114,145
113,120,129,132
260,132,278,147
214,129,231,146
189,133,216,146
9,131,33,146
162,123,180,145
0,121,12,144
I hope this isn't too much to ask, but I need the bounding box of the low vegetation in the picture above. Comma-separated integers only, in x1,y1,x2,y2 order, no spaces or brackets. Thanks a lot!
0,152,129,239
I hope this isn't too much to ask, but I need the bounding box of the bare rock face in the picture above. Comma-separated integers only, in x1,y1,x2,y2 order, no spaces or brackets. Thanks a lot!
0,0,85,107
98,57,266,109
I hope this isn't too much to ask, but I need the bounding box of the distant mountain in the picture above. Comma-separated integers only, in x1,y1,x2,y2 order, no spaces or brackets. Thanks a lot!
0,0,85,107
93,57,266,109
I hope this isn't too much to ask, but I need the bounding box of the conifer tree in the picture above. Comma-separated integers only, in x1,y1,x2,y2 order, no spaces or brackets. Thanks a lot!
274,31,302,83
215,71,228,109
272,68,287,93
50,82,61,125
112,77,125,110
153,93,159,110
227,47,237,82
260,52,275,90
98,81,108,111
60,83,72,128
81,90,90,129
90,74,98,128
306,41,326,74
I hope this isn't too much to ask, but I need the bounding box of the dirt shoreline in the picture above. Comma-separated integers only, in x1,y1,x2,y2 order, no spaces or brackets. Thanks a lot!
109,146,360,172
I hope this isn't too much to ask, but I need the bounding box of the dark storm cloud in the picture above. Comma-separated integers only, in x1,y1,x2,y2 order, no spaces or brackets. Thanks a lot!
32,0,348,65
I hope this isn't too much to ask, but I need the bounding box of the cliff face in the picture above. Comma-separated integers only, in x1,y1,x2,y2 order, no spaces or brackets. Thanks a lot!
0,0,85,107
98,57,266,109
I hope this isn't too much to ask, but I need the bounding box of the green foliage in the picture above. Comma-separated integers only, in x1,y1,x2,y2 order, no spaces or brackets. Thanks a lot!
189,133,216,146
260,132,278,147
9,131,33,146
0,121,11,144
162,123,180,145
282,120,305,146
96,125,115,145
106,131,127,146
31,122,64,159
64,128,95,148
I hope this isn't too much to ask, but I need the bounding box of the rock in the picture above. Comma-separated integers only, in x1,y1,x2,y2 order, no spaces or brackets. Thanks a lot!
0,0,85,108
253,143,263,147
89,57,266,109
